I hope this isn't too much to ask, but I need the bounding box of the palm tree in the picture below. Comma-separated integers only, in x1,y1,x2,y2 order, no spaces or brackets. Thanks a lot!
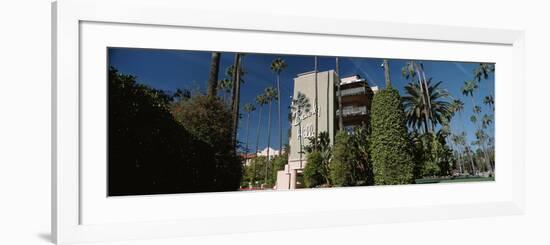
458,131,476,175
243,103,256,154
469,113,492,173
450,134,463,173
255,94,268,155
230,54,244,149
461,80,478,107
470,114,477,125
217,78,232,104
336,57,343,131
402,61,434,132
461,80,480,133
482,114,493,129
290,92,311,169
473,105,482,114
270,58,287,154
253,94,268,185
484,95,494,112
451,99,464,114
403,82,427,132
462,80,492,173
450,99,472,174
403,79,452,133
450,99,465,136
207,52,221,97
263,87,278,184
475,129,492,173
474,63,495,82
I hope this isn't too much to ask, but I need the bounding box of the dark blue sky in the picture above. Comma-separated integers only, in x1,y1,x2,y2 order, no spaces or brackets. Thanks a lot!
109,48,494,152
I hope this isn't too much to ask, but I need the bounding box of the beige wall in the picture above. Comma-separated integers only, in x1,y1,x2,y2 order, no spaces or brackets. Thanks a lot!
288,70,337,170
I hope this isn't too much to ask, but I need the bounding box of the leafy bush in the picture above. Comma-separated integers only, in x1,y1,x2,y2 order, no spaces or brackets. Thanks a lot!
109,67,203,195
108,67,242,195
429,134,453,176
410,132,453,179
171,94,242,191
350,125,374,186
303,132,332,186
369,88,414,185
303,151,325,188
330,131,355,186
243,156,267,187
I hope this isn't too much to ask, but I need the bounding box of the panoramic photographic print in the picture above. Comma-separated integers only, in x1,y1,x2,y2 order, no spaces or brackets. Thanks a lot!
108,48,495,196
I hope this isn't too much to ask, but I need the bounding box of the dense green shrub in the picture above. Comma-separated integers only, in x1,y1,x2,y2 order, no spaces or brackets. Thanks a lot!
350,125,374,186
369,88,414,185
409,131,427,179
108,67,242,195
410,132,454,179
243,156,267,187
429,134,453,176
303,132,332,186
109,67,202,195
171,94,242,191
330,131,355,186
421,159,440,177
303,151,325,188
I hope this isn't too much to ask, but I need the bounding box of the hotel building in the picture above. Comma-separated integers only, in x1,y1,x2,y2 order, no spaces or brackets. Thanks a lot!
276,70,378,190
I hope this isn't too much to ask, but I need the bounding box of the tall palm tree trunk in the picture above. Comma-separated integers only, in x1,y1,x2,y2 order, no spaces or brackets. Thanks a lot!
450,140,463,174
207,52,221,98
265,101,273,185
466,146,476,175
253,106,263,184
470,95,492,173
231,54,242,149
413,61,432,133
276,74,282,155
423,117,430,134
418,64,435,132
383,59,392,88
457,146,464,174
336,57,343,131
314,56,319,150
480,138,492,173
457,113,473,175
245,112,251,154
457,142,465,174
255,106,263,154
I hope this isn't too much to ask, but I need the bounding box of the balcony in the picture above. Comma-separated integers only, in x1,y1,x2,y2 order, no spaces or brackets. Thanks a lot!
339,87,366,97
336,106,368,117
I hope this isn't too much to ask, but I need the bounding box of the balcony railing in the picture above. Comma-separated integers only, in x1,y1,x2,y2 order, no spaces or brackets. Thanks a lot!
336,106,368,117
339,87,366,96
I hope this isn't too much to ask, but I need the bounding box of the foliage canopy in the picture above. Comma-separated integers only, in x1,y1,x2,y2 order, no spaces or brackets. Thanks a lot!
370,88,414,185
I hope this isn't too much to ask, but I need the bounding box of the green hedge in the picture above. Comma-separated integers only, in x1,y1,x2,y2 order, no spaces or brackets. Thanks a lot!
369,88,414,185
303,151,325,188
330,131,355,186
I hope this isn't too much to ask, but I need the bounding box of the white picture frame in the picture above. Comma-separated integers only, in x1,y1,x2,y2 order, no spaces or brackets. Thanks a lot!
52,0,525,244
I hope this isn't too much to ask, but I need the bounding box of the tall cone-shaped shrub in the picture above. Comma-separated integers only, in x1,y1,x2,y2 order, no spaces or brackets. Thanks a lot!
370,88,414,185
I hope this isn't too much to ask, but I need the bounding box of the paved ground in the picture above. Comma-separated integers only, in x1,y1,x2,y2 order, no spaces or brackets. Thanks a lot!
415,176,495,184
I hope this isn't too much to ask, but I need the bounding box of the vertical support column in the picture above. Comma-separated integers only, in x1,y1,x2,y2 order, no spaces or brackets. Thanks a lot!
290,169,297,189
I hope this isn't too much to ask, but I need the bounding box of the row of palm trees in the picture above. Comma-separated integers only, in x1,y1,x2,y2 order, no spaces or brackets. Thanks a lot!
239,56,343,186
204,52,288,185
401,60,495,175
206,51,495,181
